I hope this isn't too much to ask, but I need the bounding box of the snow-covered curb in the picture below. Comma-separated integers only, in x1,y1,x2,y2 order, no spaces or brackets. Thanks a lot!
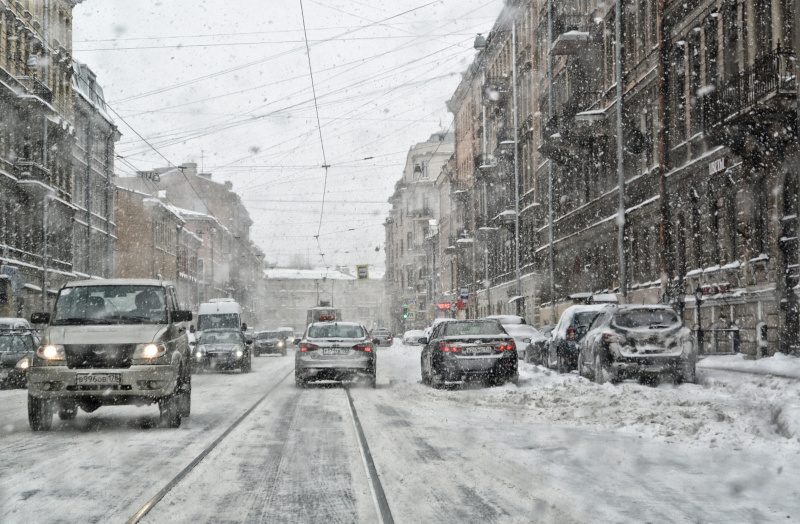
698,352,800,379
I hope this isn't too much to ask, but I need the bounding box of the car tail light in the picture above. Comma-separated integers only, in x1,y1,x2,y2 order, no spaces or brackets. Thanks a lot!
439,342,462,353
495,340,516,352
567,327,575,341
300,343,319,352
353,343,373,352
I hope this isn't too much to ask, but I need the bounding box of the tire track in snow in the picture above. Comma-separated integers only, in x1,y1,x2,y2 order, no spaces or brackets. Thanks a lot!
126,369,293,524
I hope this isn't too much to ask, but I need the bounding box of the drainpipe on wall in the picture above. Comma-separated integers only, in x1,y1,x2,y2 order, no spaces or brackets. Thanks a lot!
547,0,556,324
615,0,628,303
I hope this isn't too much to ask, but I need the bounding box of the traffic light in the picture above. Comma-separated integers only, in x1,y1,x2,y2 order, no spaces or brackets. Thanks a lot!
403,313,408,319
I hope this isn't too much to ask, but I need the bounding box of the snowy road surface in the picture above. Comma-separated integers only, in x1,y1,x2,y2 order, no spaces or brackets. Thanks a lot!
1,345,799,523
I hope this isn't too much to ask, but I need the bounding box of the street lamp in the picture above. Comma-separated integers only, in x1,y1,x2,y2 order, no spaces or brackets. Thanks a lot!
694,287,704,354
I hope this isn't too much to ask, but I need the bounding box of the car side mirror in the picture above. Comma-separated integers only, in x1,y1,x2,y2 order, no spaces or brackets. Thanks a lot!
418,337,428,345
246,339,253,345
189,325,196,333
293,338,301,346
31,312,50,324
173,310,193,323
241,323,248,332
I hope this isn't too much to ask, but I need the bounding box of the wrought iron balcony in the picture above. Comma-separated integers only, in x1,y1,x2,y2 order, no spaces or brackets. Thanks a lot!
14,161,51,184
702,48,796,139
14,76,52,103
551,14,590,55
484,76,509,104
540,91,605,162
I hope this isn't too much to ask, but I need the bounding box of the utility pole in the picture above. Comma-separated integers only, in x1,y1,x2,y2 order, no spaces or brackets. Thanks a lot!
512,17,522,316
547,0,556,324
615,0,628,303
656,0,673,302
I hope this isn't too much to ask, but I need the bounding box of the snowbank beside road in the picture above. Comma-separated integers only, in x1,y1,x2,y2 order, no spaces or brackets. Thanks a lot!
698,352,800,379
380,344,800,449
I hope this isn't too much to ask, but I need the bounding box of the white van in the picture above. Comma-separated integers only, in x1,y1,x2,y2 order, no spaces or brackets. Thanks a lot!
196,299,246,333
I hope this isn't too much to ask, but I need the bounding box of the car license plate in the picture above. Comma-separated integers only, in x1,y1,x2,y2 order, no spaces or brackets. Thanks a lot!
463,346,490,355
76,373,121,385
323,348,349,355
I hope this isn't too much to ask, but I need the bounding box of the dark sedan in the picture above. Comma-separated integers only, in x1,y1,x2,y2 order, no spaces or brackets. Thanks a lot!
370,328,394,347
254,331,287,356
194,329,252,372
420,319,518,388
0,330,36,388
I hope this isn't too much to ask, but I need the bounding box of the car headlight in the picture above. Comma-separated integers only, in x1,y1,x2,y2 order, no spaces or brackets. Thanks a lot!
16,357,30,369
133,343,166,359
37,344,66,361
235,349,244,358
277,341,284,348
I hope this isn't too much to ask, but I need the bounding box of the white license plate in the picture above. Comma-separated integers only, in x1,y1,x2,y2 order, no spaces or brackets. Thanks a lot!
322,348,349,356
463,347,491,355
76,373,121,385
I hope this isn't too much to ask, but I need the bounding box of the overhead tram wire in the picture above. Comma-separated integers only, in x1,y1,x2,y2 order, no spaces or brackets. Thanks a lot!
105,103,269,263
298,0,331,271
111,0,441,104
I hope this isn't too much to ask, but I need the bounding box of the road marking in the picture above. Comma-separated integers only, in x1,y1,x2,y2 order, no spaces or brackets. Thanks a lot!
345,388,395,524
126,368,293,524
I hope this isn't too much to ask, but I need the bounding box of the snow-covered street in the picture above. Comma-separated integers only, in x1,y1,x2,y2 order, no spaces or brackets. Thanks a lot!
2,345,799,523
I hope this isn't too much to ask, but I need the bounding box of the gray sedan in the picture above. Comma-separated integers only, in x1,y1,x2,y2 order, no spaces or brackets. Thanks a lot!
294,322,376,388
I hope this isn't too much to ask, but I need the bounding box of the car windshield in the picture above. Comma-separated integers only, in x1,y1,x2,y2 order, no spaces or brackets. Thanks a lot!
614,309,680,329
307,324,364,339
441,321,505,337
197,314,239,331
0,334,34,352
52,286,167,325
199,331,243,345
258,332,281,339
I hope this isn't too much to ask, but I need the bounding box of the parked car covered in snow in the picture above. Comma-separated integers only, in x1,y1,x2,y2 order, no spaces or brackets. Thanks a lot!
402,329,426,346
502,324,541,360
525,324,554,365
547,304,606,373
577,305,696,384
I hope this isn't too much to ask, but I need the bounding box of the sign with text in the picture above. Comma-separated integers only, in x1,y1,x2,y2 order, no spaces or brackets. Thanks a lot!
459,285,470,300
356,265,369,281
709,157,727,176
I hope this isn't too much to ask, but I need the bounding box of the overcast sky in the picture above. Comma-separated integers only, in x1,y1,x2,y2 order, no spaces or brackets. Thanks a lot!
72,0,503,272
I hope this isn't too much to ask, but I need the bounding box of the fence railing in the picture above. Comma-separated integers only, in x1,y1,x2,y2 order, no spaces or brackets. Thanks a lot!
702,47,796,131
696,327,740,355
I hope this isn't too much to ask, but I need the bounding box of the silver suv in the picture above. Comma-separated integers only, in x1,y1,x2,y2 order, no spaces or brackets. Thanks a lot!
294,321,376,387
28,279,193,430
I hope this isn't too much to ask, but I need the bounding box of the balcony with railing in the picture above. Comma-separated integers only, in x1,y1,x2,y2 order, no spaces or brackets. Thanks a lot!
14,76,53,104
540,90,605,162
551,14,590,55
484,76,509,105
702,47,796,150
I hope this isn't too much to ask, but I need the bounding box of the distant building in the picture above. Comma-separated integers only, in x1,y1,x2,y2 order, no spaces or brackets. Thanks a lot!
263,267,386,334
71,61,120,280
384,132,454,332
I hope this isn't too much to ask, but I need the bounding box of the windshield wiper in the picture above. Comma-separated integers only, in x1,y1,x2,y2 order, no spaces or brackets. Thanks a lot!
53,317,108,325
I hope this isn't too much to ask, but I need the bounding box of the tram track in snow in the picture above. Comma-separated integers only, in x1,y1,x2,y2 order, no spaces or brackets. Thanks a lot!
127,370,394,524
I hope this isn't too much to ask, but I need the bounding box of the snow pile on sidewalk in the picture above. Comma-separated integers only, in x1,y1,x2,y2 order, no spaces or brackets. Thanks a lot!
381,344,800,450
698,352,800,379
